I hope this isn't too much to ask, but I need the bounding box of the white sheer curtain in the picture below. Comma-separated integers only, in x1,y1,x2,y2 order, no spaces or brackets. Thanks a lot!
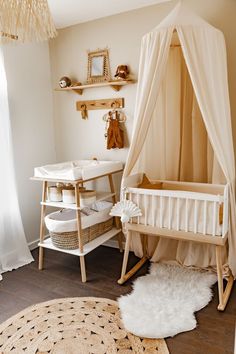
0,49,33,280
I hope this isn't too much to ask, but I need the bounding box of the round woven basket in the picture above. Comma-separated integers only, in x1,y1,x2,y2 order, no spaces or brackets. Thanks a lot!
50,218,113,250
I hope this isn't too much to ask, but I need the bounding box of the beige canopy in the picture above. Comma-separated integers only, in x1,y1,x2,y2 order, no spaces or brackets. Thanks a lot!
122,3,236,277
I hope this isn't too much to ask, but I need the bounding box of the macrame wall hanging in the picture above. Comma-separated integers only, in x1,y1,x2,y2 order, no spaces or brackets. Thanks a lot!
0,0,57,43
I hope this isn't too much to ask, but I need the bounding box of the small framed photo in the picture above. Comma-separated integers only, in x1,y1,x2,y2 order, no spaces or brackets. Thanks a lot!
87,49,111,84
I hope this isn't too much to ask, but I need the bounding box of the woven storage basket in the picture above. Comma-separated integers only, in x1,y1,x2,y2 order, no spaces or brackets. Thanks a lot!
50,217,113,250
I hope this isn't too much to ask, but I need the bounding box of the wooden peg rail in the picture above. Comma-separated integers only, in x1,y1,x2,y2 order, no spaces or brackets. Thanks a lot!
76,98,124,112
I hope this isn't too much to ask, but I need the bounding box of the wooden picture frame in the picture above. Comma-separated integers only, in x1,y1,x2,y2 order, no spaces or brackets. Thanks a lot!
87,49,111,84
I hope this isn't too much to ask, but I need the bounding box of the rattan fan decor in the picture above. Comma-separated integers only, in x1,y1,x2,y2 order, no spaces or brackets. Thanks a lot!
0,0,57,43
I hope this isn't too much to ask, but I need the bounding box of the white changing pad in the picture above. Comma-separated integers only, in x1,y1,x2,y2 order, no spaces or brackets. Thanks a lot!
34,160,123,181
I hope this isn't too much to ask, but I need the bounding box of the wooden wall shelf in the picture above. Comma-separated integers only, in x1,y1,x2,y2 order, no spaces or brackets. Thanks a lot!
55,79,135,95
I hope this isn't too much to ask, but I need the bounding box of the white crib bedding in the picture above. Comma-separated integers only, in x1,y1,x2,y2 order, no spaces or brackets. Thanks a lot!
131,192,223,236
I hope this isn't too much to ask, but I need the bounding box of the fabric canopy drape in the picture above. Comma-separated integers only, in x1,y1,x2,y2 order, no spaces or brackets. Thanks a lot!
122,3,236,277
0,48,33,280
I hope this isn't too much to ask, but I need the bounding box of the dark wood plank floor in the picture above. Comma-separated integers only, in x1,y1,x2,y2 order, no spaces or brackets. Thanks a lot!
0,246,235,354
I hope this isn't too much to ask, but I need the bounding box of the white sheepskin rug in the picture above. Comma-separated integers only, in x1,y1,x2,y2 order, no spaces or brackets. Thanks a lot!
118,263,217,338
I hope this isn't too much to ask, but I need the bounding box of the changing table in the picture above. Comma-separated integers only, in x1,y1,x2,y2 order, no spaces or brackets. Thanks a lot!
31,160,123,282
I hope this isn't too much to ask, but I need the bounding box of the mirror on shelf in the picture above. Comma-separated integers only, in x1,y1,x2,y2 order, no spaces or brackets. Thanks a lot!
91,56,104,76
87,49,111,83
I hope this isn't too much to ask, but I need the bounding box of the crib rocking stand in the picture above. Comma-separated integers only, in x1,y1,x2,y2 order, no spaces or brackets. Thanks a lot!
118,223,234,311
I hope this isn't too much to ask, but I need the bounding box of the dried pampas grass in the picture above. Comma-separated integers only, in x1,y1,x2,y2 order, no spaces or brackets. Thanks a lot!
0,0,57,43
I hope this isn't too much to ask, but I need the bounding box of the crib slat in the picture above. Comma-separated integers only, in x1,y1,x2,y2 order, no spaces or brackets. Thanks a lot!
152,194,155,227
185,199,189,232
160,196,163,228
144,194,148,226
203,200,207,235
212,201,217,236
137,193,140,224
194,200,198,234
168,197,172,229
176,198,180,231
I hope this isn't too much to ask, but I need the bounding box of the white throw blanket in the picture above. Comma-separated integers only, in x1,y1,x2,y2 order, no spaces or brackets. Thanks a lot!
118,263,217,338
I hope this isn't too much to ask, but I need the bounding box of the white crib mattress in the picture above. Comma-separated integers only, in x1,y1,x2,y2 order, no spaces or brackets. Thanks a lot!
34,160,123,181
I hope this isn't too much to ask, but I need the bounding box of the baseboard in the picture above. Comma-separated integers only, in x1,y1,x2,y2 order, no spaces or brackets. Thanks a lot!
104,239,125,249
28,238,40,251
28,237,125,251
28,234,50,251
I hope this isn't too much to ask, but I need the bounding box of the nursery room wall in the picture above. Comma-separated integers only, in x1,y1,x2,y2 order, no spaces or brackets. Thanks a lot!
49,0,236,183
3,42,56,247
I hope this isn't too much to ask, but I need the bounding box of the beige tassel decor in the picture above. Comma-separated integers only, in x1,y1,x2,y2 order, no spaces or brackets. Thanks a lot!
0,0,57,43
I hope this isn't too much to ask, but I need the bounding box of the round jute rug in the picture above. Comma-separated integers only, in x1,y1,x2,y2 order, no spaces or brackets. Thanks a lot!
0,297,169,354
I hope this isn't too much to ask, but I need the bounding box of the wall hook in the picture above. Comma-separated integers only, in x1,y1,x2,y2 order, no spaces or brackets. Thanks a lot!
76,98,124,119
81,104,88,119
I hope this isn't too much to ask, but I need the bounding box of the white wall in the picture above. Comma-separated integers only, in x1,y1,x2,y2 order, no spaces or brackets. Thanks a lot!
3,42,56,246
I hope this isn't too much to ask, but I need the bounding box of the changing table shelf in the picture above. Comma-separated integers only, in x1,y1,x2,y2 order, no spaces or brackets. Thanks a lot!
41,191,116,210
39,228,121,257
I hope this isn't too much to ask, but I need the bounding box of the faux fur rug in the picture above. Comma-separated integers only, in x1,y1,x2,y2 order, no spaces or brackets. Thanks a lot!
118,263,217,338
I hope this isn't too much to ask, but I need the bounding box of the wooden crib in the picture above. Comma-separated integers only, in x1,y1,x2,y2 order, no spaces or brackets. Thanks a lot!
118,173,234,311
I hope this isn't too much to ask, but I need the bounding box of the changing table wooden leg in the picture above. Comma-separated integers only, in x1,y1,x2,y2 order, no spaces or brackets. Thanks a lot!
38,247,44,271
39,181,47,270
75,184,83,254
38,248,44,270
75,183,87,282
80,256,86,283
216,245,234,311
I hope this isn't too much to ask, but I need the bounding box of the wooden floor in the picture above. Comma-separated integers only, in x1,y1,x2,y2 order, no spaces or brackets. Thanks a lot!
0,246,235,354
